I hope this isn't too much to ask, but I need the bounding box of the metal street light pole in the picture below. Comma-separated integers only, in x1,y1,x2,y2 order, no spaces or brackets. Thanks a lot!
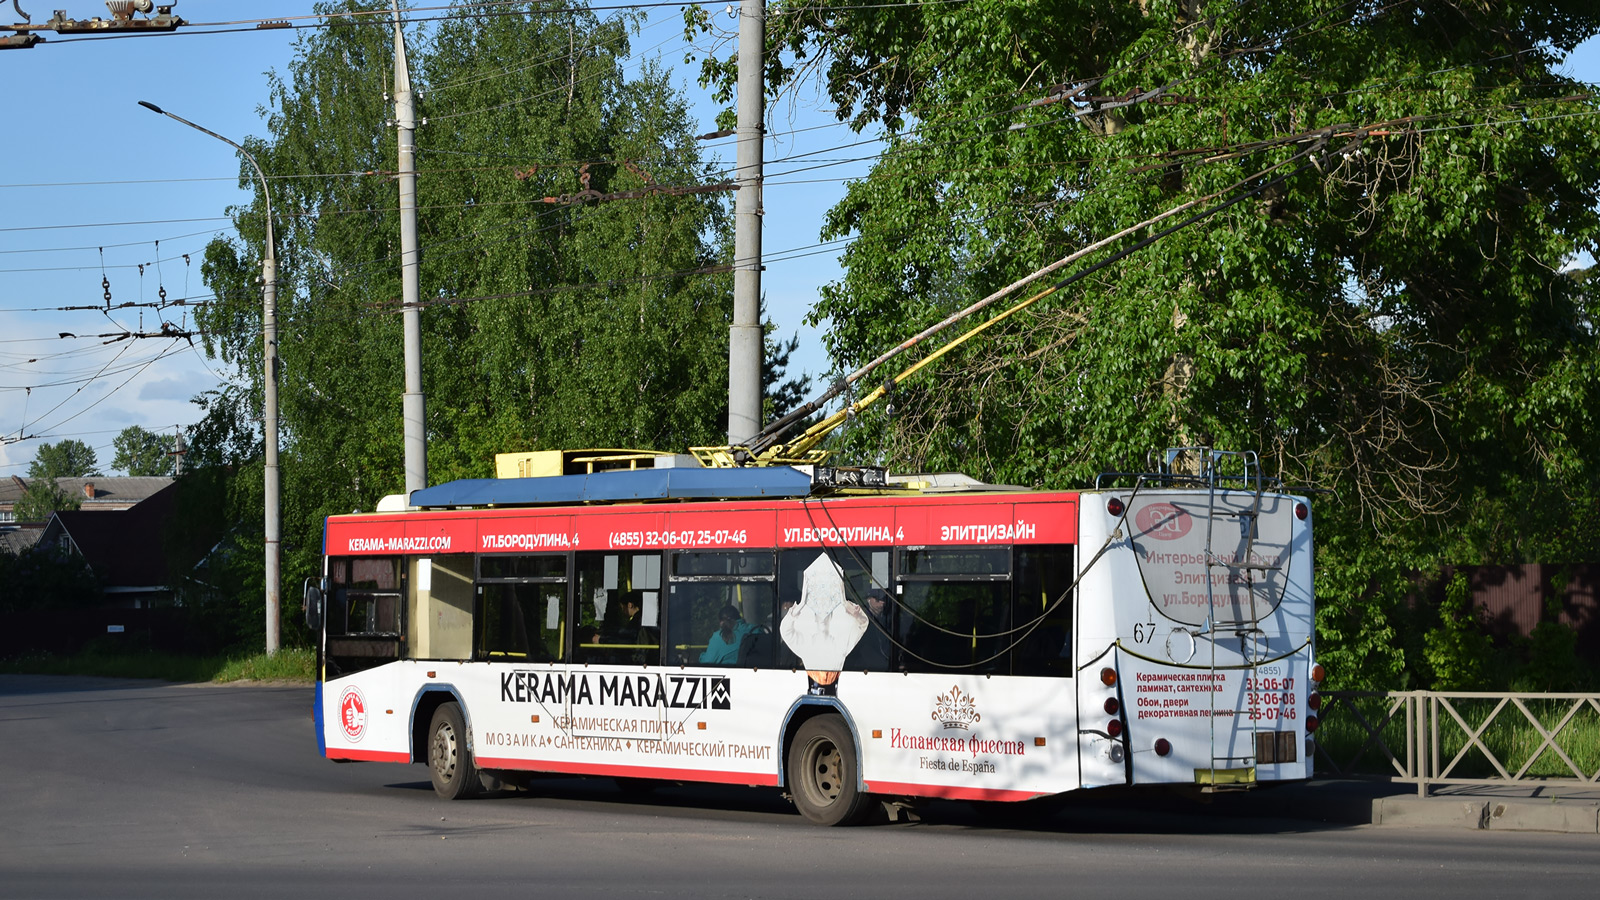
727,0,765,446
138,100,280,655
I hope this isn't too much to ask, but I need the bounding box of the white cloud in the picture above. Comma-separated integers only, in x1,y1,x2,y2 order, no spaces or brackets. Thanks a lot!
138,376,207,403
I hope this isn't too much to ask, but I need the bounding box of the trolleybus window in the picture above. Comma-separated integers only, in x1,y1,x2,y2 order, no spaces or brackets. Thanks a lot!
475,553,566,662
329,556,403,636
777,548,893,671
324,555,405,676
575,551,661,665
897,545,1075,676
668,551,777,667
1012,546,1074,677
408,554,473,661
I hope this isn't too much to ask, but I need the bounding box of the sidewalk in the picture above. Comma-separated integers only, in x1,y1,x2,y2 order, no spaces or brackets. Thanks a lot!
1204,778,1600,834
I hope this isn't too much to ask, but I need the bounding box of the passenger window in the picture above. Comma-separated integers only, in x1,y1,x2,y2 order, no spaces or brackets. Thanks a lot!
574,551,661,665
475,554,567,662
668,551,776,667
1013,546,1074,676
409,555,473,660
328,556,402,636
899,581,1011,673
898,547,1010,674
477,583,564,661
776,548,892,672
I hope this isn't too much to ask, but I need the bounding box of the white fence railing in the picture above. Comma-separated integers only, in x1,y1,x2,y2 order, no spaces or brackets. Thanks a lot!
1317,691,1600,797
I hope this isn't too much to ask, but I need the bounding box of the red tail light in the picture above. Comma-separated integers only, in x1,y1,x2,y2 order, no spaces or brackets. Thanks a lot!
1103,697,1120,716
1107,719,1123,738
1295,502,1309,521
1305,715,1320,734
1107,497,1125,517
1307,691,1322,711
1153,738,1172,757
1100,667,1118,687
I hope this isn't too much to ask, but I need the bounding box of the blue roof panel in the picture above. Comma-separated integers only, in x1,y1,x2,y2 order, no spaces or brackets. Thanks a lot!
410,466,814,508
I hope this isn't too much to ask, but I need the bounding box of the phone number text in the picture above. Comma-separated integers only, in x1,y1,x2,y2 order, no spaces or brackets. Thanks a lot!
608,530,750,549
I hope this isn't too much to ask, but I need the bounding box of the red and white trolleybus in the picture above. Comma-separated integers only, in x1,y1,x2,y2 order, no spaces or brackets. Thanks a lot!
309,449,1321,824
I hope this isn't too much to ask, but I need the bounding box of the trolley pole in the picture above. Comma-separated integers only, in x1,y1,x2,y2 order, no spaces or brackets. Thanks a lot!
139,100,280,654
727,0,765,446
394,5,427,497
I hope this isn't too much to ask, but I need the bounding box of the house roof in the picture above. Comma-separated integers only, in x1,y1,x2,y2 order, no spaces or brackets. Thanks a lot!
44,481,182,588
0,476,174,516
0,525,44,555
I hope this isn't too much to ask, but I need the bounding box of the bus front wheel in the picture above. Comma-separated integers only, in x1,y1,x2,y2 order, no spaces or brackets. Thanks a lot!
788,716,871,826
427,702,480,800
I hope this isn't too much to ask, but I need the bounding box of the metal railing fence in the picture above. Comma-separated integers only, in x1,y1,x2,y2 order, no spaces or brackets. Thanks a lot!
1317,691,1600,796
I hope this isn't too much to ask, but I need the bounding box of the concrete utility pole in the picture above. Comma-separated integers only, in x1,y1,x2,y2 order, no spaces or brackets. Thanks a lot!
139,100,280,654
726,0,765,446
394,3,427,498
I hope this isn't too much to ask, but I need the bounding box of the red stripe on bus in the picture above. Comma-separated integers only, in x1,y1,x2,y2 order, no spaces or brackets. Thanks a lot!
327,748,410,763
476,756,780,786
325,492,1079,555
865,781,1045,802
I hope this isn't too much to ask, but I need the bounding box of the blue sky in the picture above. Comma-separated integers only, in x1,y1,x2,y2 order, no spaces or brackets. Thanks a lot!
0,1,1595,479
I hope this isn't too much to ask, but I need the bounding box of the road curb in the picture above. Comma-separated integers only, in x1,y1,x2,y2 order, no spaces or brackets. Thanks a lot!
1484,800,1600,834
1371,796,1600,834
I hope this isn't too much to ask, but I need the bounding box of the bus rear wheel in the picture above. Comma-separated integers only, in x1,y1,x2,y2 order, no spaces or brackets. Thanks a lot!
788,716,871,826
427,702,479,800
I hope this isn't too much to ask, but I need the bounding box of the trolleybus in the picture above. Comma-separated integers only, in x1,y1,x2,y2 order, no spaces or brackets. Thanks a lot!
308,449,1320,824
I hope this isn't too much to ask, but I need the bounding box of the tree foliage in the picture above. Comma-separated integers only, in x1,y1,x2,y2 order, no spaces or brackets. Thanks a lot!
191,1,736,644
692,0,1600,687
111,425,176,477
13,480,80,523
28,440,100,479
0,545,100,614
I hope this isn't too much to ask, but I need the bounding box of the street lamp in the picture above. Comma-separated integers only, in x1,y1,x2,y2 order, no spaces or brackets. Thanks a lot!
139,100,280,655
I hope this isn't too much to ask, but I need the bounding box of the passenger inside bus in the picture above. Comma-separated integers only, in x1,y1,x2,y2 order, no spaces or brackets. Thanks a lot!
844,589,893,671
700,605,758,665
588,591,655,664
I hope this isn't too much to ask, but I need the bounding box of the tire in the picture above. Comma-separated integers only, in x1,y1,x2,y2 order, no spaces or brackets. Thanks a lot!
427,702,480,800
787,716,872,826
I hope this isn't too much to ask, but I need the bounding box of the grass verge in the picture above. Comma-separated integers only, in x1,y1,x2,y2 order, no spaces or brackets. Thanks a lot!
0,647,314,684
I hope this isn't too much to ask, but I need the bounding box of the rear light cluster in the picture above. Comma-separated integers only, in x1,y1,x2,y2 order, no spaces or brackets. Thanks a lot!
1100,667,1128,755
1305,663,1326,734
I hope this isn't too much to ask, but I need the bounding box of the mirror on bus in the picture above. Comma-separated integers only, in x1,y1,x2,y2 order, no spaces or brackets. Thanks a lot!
303,578,325,631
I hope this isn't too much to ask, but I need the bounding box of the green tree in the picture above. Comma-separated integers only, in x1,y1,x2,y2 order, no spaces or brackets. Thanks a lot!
0,545,99,614
28,439,100,479
763,298,812,424
111,425,176,477
12,479,81,523
190,1,734,646
692,1,1600,687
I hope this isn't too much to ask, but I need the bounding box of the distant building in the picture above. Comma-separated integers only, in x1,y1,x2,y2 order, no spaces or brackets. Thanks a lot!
36,481,189,608
0,522,45,556
0,475,174,526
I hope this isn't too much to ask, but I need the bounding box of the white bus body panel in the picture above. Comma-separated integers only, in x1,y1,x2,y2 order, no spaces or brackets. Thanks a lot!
1077,489,1315,789
323,663,1083,799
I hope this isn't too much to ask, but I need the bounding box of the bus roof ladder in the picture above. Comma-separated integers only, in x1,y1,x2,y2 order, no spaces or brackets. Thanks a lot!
1164,448,1273,790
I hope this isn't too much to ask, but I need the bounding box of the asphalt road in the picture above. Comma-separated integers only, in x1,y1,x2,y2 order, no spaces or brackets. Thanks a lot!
1,674,1595,899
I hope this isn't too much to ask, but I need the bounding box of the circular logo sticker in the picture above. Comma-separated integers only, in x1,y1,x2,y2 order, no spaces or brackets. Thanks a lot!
339,686,368,742
1134,502,1193,541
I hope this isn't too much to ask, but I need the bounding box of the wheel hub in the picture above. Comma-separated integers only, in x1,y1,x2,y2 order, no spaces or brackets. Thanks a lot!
432,721,459,783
